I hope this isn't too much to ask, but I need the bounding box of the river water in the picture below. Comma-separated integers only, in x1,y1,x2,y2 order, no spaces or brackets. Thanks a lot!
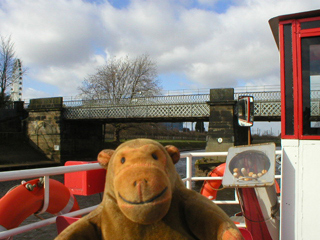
0,151,241,240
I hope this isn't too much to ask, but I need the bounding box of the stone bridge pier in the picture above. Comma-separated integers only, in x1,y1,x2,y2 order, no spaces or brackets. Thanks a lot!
199,88,248,174
27,97,104,163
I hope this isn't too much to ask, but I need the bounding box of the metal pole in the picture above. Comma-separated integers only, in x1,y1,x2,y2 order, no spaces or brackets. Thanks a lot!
186,155,192,189
37,176,50,214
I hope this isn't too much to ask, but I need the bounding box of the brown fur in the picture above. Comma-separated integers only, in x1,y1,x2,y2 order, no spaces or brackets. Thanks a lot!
55,139,243,240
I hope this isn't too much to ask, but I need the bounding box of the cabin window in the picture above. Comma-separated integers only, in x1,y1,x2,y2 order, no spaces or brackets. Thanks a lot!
301,36,320,135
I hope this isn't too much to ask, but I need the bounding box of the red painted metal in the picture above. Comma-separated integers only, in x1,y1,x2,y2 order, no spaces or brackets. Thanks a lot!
297,22,304,139
238,228,253,240
238,188,272,240
56,216,80,234
64,161,106,196
292,21,300,139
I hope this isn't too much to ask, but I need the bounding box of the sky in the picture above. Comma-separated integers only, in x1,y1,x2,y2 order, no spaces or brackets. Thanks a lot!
1,0,320,100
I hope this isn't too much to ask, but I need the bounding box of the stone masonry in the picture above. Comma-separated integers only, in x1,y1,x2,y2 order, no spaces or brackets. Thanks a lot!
27,109,62,163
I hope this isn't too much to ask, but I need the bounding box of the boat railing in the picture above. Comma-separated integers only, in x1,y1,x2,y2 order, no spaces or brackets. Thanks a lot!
0,150,282,239
0,163,102,239
181,150,282,203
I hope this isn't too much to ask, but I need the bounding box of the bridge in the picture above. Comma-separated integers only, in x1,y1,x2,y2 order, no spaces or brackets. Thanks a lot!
60,90,283,122
23,88,320,163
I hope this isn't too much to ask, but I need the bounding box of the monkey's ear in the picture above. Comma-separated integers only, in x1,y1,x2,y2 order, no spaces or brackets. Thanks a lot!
164,145,180,164
97,149,115,168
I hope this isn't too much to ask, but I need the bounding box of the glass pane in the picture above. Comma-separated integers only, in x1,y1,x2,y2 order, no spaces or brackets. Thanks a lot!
301,37,320,135
283,24,294,135
301,20,320,30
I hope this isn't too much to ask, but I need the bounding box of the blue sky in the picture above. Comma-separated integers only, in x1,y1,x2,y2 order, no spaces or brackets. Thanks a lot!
0,0,320,100
105,0,235,13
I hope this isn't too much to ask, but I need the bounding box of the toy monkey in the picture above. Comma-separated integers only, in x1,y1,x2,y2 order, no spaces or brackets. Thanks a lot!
55,139,243,240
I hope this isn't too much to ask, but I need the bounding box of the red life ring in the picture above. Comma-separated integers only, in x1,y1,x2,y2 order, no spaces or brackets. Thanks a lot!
0,178,79,231
200,163,226,200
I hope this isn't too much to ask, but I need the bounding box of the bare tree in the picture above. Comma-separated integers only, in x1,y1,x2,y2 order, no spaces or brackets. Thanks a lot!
79,54,162,141
0,36,20,106
79,54,161,101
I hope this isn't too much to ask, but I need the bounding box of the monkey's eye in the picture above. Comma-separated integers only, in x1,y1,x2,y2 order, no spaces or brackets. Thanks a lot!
152,153,158,160
121,157,126,164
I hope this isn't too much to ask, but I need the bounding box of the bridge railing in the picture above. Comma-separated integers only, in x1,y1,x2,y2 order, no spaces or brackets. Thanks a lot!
235,91,281,101
63,102,210,119
63,90,285,109
63,94,210,108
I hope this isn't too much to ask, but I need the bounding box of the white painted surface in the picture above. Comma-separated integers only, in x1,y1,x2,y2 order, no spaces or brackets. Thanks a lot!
255,186,280,240
280,139,298,240
281,139,320,240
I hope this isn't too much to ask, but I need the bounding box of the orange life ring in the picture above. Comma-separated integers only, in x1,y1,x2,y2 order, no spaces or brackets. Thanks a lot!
200,163,226,200
0,178,79,231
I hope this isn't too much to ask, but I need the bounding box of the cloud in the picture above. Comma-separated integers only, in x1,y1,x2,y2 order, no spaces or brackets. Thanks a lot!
0,0,320,99
23,87,51,100
31,54,106,96
97,0,320,89
0,0,104,66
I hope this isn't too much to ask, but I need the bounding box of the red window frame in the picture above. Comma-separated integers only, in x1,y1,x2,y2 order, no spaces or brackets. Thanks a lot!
279,20,299,139
280,16,320,139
